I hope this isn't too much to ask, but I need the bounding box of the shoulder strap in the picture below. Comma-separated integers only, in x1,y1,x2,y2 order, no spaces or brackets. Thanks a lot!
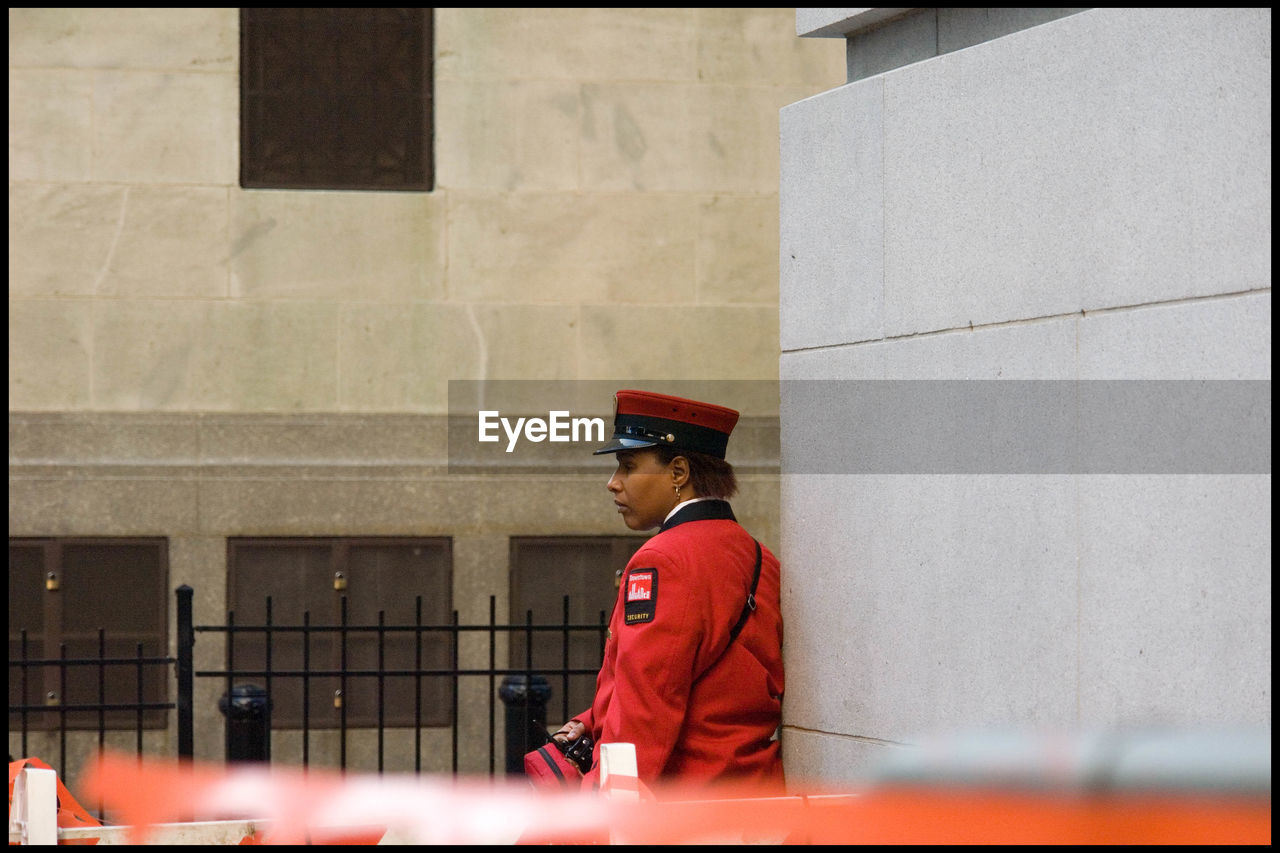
728,539,763,643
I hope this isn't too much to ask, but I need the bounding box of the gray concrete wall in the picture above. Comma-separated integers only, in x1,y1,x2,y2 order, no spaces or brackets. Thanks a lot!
779,7,1270,787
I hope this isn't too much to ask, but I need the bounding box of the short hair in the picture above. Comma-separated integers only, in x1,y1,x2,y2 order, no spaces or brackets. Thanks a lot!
652,446,738,500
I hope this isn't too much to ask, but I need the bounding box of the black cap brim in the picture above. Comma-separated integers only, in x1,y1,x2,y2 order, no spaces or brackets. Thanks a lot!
592,437,659,455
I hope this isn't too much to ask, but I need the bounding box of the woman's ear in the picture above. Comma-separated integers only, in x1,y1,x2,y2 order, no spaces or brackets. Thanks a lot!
670,455,691,488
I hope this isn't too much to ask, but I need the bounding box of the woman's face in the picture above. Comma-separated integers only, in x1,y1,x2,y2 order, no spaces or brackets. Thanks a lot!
606,449,678,531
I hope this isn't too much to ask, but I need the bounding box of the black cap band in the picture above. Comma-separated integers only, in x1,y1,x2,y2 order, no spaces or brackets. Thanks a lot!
598,412,730,458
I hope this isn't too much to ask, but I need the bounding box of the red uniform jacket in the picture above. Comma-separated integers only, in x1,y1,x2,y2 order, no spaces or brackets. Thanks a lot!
574,500,784,791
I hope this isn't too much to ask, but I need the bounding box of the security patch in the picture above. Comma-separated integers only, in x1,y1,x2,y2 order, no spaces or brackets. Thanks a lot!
623,568,657,625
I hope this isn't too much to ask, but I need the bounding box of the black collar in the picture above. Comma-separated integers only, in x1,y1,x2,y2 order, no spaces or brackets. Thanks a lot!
660,499,737,532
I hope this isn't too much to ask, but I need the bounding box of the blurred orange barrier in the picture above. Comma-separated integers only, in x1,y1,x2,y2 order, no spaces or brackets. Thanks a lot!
77,756,383,845
71,751,1270,845
79,752,602,845
611,787,1271,845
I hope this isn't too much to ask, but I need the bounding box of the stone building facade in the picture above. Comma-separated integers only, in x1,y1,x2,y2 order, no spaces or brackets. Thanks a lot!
8,8,844,783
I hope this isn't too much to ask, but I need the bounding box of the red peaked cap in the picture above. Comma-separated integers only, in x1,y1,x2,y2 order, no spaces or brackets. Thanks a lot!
593,390,740,459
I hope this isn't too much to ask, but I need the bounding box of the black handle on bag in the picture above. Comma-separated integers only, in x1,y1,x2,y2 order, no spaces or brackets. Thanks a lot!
535,720,595,774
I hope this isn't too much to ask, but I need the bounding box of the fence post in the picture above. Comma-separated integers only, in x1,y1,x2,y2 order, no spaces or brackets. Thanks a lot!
10,766,58,845
497,675,552,774
218,684,271,762
176,585,194,760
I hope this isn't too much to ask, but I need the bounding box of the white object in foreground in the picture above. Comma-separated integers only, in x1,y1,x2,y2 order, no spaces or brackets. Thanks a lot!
9,767,58,846
598,742,640,802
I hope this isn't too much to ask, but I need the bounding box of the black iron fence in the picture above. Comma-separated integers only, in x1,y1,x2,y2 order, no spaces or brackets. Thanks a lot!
9,585,608,807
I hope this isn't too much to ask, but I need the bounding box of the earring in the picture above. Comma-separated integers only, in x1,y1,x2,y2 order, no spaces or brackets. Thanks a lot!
674,484,682,500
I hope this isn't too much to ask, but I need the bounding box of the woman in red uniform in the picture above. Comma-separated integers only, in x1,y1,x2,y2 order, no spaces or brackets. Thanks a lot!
552,389,785,795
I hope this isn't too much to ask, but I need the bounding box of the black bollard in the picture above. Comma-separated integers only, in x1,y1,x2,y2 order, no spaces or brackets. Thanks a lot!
497,674,552,775
218,683,271,762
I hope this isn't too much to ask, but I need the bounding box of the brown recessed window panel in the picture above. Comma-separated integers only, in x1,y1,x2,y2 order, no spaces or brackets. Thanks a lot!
240,8,434,191
226,537,453,729
508,537,646,721
8,538,169,731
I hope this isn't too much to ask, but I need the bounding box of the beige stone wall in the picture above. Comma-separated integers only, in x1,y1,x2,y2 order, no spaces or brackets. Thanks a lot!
8,8,844,780
10,8,843,411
